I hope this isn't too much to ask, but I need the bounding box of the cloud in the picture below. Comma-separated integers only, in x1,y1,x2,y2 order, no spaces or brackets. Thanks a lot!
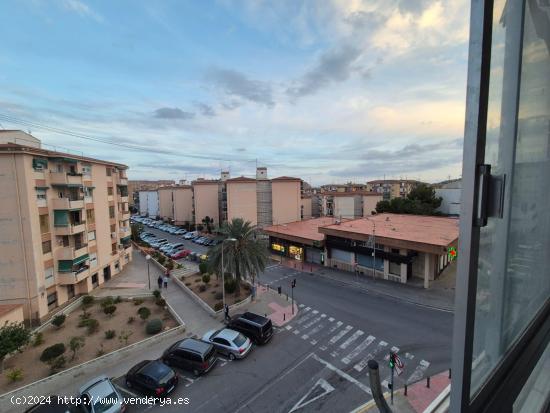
205,68,274,107
235,147,246,152
153,107,195,120
194,102,216,117
61,0,103,22
287,45,362,99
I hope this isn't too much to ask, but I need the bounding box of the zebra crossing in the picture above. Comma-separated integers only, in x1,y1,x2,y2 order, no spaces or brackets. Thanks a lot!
282,303,431,387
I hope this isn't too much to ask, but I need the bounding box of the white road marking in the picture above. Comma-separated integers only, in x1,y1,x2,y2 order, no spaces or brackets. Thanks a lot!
405,352,414,360
288,378,335,413
329,325,353,345
310,340,317,345
353,341,389,372
299,304,305,308
339,330,364,350
304,307,311,311
342,335,376,365
328,317,335,322
285,325,293,330
312,354,372,395
300,317,323,340
407,360,430,384
312,310,319,314
321,314,326,318
293,329,300,335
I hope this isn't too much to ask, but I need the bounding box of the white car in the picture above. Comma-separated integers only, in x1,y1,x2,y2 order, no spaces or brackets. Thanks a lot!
202,328,253,360
78,375,126,413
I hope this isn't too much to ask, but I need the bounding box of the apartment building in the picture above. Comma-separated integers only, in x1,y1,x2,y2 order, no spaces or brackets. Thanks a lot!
128,179,175,207
192,179,221,227
157,184,194,225
317,192,383,219
138,190,159,217
301,195,312,220
320,183,368,193
0,131,132,323
366,179,420,200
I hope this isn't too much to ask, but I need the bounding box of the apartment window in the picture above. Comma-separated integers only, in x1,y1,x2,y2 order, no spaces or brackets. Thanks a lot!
39,214,49,234
114,261,120,271
67,284,75,299
86,209,95,223
36,188,47,200
44,267,54,287
84,186,93,199
42,240,52,254
91,272,99,288
46,292,57,311
107,186,113,196
106,167,112,176
32,158,48,171
109,206,115,219
451,1,550,411
89,252,98,268
81,164,92,176
88,230,96,241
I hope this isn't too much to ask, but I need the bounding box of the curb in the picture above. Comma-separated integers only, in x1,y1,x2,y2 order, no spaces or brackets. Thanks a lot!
314,271,454,313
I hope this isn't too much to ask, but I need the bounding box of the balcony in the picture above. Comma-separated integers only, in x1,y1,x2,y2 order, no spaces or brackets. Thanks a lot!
55,244,88,260
120,212,130,221
56,267,90,285
119,196,129,203
107,195,114,202
84,196,93,204
50,172,83,187
119,226,131,238
118,178,128,186
51,198,84,210
54,222,86,235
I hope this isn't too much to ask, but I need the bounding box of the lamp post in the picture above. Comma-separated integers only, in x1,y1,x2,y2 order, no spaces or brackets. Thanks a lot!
221,238,237,310
365,217,377,280
146,254,151,290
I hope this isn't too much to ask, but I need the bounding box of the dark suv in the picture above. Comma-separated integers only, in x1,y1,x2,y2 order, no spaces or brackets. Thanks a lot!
162,338,217,376
227,312,273,345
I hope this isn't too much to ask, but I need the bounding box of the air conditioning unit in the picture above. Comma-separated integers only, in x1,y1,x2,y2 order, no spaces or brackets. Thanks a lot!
111,232,117,239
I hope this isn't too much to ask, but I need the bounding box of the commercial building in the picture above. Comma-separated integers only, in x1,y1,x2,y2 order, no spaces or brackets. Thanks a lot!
366,179,421,200
0,131,132,322
264,213,458,288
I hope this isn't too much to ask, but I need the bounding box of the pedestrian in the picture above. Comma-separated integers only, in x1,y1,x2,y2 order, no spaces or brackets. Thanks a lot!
163,275,168,289
224,304,230,322
157,275,163,290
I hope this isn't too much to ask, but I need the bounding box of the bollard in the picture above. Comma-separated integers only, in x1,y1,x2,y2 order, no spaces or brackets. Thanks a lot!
427,376,430,388
404,384,407,396
367,360,392,413
283,313,286,321
449,368,452,379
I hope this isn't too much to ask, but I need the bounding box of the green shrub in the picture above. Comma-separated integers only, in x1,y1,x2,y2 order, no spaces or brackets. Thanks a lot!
49,355,66,373
82,295,94,307
153,289,161,299
5,368,23,383
199,262,207,274
103,305,117,317
105,330,116,339
69,336,85,361
165,260,174,270
224,278,237,294
201,274,210,284
157,255,166,265
114,296,122,304
40,343,66,362
78,317,97,328
137,307,151,321
214,292,223,300
133,298,144,306
79,310,91,320
85,319,99,335
32,332,44,347
185,282,191,286
214,302,223,311
118,330,133,345
51,314,66,329
155,298,166,307
127,316,135,324
145,319,163,335
199,284,207,292
100,297,114,308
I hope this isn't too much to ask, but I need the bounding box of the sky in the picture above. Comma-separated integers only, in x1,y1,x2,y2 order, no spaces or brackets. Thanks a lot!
0,0,470,185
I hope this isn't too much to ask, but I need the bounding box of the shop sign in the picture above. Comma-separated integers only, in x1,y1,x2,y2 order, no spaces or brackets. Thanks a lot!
289,245,303,260
272,243,285,253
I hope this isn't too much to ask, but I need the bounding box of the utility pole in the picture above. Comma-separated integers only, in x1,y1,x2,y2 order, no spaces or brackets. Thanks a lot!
389,352,395,405
291,279,296,314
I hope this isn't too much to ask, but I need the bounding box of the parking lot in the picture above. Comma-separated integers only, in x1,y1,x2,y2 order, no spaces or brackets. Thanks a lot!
135,223,211,259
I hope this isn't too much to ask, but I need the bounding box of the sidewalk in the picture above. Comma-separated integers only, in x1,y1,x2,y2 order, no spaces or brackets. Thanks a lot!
280,260,455,312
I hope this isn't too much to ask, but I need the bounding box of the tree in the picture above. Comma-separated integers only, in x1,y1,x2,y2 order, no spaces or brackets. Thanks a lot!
138,307,151,321
0,322,31,372
131,223,143,242
202,216,214,234
51,314,66,329
103,305,117,317
375,183,443,216
69,336,85,361
207,218,268,294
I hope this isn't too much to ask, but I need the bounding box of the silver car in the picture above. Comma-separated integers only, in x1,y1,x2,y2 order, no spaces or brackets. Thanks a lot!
202,328,252,360
78,375,126,413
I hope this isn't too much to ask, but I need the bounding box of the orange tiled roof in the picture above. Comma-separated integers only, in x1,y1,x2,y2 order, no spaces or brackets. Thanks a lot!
263,217,347,242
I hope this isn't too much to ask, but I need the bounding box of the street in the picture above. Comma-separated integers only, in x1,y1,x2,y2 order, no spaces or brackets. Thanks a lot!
112,262,453,413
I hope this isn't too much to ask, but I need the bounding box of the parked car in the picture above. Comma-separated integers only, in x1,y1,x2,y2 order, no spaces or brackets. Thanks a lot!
125,360,178,397
164,244,184,255
171,249,191,259
159,243,174,253
162,338,217,376
78,375,126,413
227,312,274,345
151,239,168,249
202,328,253,360
25,396,82,413
175,229,187,235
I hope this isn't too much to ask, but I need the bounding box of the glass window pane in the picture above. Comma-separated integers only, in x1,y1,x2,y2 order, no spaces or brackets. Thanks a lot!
471,0,550,398
513,342,550,413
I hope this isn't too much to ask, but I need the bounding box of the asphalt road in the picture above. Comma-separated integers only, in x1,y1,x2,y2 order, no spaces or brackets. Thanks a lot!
113,263,453,413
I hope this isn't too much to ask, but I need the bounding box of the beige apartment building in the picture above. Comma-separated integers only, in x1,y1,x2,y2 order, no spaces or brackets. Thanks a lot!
366,179,420,200
157,184,194,225
0,131,132,323
317,192,383,219
226,176,258,225
128,179,175,206
193,179,221,227
301,195,312,220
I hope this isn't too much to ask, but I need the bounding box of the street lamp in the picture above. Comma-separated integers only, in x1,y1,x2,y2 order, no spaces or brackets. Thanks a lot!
146,254,151,290
365,217,377,280
221,238,237,310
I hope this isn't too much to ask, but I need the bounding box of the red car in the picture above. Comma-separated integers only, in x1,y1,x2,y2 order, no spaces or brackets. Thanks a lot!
171,249,191,259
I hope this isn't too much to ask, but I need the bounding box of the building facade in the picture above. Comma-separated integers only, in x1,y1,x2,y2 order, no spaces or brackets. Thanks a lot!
192,179,221,227
138,190,159,217
128,179,175,207
0,131,132,322
366,179,420,200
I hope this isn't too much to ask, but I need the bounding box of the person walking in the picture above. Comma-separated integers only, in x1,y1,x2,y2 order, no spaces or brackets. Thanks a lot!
163,275,169,289
157,275,163,290
224,304,230,322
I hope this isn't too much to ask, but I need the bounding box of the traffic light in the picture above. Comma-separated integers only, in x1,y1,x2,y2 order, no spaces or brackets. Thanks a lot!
291,279,296,288
277,286,282,295
389,352,395,369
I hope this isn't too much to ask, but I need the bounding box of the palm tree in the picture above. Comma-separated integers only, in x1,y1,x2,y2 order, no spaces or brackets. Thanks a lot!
208,218,268,293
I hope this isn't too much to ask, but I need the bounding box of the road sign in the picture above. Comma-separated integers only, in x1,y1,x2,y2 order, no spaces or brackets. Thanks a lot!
395,354,404,369
395,365,403,376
